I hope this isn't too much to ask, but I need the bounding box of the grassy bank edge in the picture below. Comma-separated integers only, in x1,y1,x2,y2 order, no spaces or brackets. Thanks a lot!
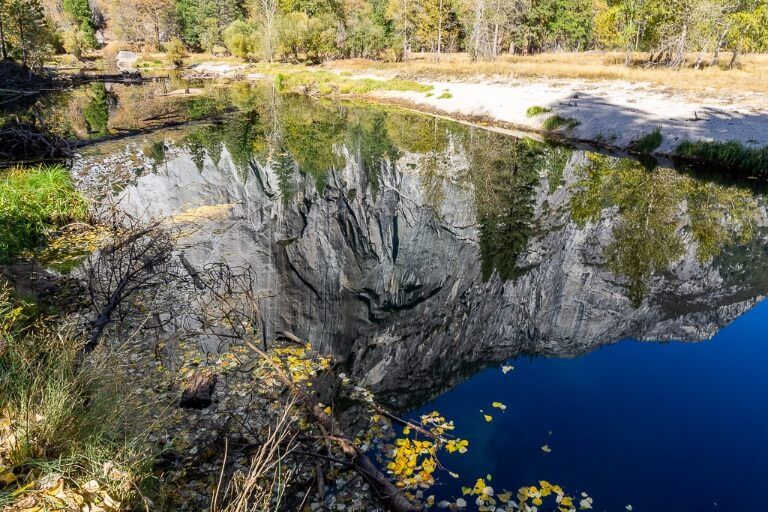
0,165,88,263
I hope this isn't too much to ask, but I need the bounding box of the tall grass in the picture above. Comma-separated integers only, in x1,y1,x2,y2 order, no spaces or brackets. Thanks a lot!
0,165,87,262
675,140,768,177
633,128,663,153
212,398,297,512
0,287,152,508
543,115,580,131
325,52,768,95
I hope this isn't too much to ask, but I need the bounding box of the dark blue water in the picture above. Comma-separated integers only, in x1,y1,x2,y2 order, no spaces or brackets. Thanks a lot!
409,299,768,511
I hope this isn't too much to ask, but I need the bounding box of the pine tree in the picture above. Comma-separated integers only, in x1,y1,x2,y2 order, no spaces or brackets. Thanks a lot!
1,0,53,68
62,0,97,47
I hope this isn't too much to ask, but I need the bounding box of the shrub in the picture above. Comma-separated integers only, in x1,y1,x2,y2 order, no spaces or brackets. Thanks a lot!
0,165,88,262
223,20,259,60
199,18,222,53
164,38,187,68
62,28,92,60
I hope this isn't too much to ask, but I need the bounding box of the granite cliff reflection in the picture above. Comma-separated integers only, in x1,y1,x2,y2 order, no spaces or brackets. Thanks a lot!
75,85,768,407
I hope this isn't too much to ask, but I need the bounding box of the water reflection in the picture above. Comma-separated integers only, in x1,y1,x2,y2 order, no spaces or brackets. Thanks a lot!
72,82,768,409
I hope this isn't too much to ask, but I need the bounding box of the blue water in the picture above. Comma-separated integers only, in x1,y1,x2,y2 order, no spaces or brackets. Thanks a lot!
408,299,768,511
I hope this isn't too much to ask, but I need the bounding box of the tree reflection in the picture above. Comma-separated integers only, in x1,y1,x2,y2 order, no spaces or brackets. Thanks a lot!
571,155,760,305
468,134,569,281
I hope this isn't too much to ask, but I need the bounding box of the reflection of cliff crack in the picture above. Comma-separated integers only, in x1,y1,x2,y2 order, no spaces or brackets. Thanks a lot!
285,252,320,298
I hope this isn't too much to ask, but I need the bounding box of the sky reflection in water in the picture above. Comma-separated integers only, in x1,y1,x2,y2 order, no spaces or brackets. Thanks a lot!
409,299,768,512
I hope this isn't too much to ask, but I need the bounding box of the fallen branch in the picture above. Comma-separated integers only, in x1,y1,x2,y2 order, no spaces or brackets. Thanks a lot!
243,339,418,512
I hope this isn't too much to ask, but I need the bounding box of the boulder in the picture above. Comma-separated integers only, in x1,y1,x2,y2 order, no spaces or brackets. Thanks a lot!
115,51,138,71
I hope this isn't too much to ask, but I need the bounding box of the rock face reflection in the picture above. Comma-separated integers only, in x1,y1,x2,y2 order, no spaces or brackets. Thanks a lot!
79,89,768,407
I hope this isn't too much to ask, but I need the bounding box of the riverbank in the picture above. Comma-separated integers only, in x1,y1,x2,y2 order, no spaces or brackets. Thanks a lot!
368,76,768,159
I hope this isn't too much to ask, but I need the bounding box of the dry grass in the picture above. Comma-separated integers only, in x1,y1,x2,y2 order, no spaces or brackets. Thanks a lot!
324,52,768,95
212,397,297,512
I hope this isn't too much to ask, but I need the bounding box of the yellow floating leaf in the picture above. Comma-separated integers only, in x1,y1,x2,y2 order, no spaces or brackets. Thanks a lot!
491,401,507,410
483,414,493,422
541,444,552,453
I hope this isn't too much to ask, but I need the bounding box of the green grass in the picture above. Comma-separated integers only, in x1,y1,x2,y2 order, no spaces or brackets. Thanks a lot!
633,128,663,153
675,140,768,177
437,91,453,99
274,69,431,96
0,165,88,262
543,115,580,131
526,106,552,117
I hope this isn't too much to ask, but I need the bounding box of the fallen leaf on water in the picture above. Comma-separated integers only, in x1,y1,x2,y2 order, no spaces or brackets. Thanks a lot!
502,365,514,374
541,444,552,453
483,414,493,423
491,401,507,410
626,505,633,511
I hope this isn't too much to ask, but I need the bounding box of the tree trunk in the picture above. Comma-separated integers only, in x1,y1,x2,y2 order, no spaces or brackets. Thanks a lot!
673,23,688,69
710,28,728,67
470,0,484,61
728,49,739,70
0,15,7,61
17,18,26,67
435,0,443,62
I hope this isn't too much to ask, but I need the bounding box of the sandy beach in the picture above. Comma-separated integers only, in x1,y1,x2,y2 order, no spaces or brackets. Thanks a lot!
370,76,768,156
